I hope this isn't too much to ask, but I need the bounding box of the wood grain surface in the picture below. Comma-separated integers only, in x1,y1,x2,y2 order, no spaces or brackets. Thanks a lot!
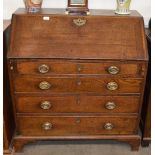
15,95,140,114
16,115,138,136
16,60,143,77
8,9,148,60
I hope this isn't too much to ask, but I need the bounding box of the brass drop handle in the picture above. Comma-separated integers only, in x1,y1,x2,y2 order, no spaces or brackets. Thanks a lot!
105,102,116,110
107,82,118,91
42,122,53,130
104,123,114,130
73,18,86,27
40,101,52,110
39,81,51,90
38,64,49,74
108,66,119,75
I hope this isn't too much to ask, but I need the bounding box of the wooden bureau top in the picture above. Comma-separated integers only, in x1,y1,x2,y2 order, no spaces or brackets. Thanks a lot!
8,8,148,61
13,8,143,16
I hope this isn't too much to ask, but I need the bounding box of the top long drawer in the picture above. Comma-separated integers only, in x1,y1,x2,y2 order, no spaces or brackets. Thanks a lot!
14,60,144,77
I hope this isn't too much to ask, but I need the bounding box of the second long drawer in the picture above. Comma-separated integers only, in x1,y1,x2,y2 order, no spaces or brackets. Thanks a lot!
14,77,143,94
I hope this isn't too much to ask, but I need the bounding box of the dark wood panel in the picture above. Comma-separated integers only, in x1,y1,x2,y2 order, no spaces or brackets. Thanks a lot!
15,95,140,113
17,115,138,136
141,28,151,146
3,21,14,155
143,95,151,138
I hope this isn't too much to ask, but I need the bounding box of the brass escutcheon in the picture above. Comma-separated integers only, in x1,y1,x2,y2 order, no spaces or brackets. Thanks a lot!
76,96,81,105
76,118,81,124
77,79,82,86
77,64,82,72
73,18,86,27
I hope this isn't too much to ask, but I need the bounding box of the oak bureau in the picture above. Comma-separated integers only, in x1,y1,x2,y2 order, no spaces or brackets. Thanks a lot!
7,8,148,152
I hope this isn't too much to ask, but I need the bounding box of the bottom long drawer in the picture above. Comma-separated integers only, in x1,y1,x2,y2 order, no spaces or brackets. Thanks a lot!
17,116,138,136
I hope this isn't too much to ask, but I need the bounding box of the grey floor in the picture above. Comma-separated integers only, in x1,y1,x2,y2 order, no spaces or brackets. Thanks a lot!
15,140,151,155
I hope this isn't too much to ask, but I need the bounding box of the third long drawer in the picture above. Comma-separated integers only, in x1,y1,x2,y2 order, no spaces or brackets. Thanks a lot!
15,95,140,113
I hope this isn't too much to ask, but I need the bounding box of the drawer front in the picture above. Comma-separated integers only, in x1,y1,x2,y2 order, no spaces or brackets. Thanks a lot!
17,116,138,136
16,61,141,76
14,77,143,94
16,96,140,113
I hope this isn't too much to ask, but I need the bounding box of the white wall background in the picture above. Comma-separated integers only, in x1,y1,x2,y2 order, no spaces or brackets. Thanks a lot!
3,0,151,27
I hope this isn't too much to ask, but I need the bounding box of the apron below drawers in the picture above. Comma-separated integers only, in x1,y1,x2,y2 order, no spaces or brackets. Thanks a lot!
17,116,138,136
15,95,140,113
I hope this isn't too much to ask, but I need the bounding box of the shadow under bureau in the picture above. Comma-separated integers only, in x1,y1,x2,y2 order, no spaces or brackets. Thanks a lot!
7,8,148,152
